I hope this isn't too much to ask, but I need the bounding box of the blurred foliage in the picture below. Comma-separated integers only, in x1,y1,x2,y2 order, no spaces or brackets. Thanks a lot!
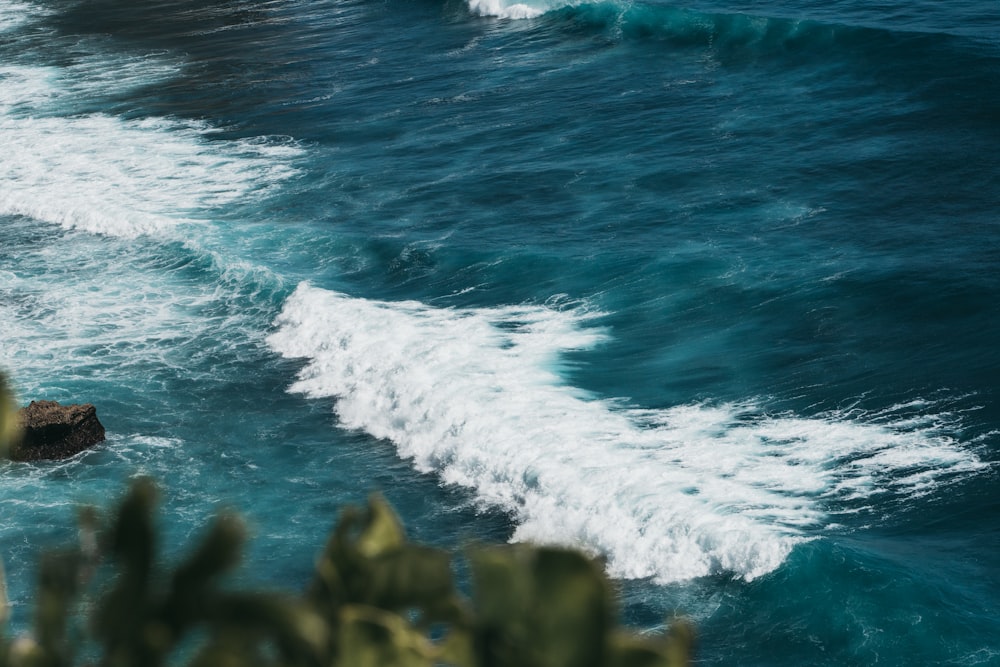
0,367,690,665
0,477,693,667
0,375,18,460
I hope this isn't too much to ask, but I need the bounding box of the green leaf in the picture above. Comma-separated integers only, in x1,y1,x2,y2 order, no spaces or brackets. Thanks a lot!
337,605,433,667
529,548,610,667
363,545,459,623
469,546,611,667
435,626,476,667
355,495,406,558
309,495,459,625
92,478,161,667
208,592,329,667
0,373,19,459
34,551,80,666
107,477,158,573
161,512,246,634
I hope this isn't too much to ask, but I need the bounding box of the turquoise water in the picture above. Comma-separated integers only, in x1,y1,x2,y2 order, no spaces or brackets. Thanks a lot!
2,0,999,663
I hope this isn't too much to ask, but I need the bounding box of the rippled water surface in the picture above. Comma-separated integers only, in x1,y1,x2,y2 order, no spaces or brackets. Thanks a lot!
2,0,999,663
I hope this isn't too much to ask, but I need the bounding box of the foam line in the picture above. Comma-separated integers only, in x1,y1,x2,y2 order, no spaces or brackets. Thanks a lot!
0,63,301,238
269,283,984,582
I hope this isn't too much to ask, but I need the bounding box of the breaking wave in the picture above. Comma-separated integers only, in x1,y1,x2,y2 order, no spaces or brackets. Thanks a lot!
269,283,985,583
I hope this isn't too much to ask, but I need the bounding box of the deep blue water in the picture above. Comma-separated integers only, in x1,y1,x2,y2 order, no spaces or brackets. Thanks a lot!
2,0,999,663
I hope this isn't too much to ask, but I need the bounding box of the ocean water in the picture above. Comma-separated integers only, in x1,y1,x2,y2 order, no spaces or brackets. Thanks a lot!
2,0,999,663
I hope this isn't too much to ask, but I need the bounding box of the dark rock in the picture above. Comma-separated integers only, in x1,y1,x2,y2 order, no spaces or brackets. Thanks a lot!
11,401,106,462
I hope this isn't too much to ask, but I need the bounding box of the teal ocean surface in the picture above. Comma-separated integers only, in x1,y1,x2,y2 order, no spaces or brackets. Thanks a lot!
2,0,999,663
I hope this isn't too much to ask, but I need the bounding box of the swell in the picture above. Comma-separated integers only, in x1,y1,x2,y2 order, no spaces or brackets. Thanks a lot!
464,0,1000,156
468,0,1000,78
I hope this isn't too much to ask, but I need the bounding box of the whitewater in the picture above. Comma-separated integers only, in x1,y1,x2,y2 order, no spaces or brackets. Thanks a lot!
268,283,983,583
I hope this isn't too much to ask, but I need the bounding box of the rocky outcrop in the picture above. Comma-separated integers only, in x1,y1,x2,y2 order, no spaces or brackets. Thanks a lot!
11,401,105,462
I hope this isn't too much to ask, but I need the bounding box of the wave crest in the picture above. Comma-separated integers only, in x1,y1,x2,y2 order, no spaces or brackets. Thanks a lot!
269,283,984,583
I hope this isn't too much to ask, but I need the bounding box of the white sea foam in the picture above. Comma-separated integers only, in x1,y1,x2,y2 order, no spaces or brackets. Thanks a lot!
0,63,301,238
269,283,985,583
0,0,47,32
466,0,570,20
